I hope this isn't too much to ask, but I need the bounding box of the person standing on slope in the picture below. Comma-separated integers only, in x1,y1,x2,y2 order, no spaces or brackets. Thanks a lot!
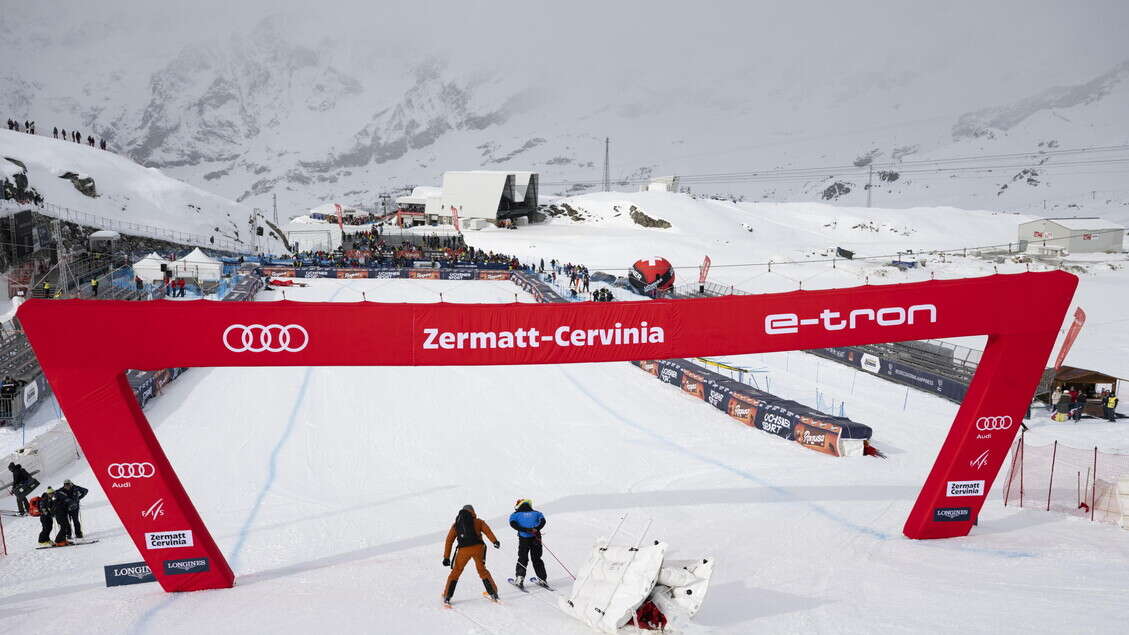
441,504,500,605
509,498,548,589
35,489,56,546
60,479,88,539
49,486,73,546
8,461,37,516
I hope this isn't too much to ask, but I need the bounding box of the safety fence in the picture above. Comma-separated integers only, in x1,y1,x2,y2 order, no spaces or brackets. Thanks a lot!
806,346,970,403
0,200,253,254
629,359,871,456
1001,434,1129,527
261,265,517,281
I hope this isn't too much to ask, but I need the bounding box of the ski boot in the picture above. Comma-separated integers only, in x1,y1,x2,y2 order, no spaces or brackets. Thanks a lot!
483,578,499,602
514,575,525,590
442,580,457,607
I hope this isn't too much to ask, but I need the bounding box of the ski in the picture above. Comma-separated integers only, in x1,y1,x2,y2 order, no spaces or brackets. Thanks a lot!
530,577,555,591
506,577,530,593
36,539,100,550
0,510,29,517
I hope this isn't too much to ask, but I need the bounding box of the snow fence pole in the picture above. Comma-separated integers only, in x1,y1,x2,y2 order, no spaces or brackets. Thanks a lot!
1047,440,1058,512
1092,446,1098,522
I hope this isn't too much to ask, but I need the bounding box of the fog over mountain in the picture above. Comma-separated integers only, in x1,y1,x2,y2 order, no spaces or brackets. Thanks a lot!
2,0,1128,218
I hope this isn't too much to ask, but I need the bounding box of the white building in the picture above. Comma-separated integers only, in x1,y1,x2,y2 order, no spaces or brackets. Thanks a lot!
1020,217,1125,254
393,171,539,227
640,176,680,193
393,186,443,226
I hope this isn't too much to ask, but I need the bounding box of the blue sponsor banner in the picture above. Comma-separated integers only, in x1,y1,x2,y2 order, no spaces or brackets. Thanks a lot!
105,561,157,587
808,347,968,403
164,557,211,575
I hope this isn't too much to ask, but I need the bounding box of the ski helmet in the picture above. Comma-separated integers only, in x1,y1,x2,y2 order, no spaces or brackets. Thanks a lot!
514,498,532,510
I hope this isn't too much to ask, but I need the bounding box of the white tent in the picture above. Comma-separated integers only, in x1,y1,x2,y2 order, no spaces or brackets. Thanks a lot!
132,252,173,282
173,247,224,281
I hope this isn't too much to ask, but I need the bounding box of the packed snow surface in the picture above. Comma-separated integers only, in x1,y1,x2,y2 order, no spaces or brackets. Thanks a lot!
2,277,1128,634
0,129,280,252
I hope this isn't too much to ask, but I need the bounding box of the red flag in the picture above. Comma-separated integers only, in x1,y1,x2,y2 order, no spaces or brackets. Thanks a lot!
334,203,344,231
450,205,461,233
1054,307,1086,370
699,255,712,284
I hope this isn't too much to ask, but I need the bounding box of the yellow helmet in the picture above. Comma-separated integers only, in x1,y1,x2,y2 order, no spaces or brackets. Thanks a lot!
514,498,532,510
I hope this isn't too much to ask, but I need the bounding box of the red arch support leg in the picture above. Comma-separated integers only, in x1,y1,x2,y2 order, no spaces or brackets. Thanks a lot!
905,332,1054,537
19,271,1077,591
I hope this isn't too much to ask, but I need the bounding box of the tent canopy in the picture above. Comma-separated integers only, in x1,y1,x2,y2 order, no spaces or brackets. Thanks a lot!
176,247,221,265
1055,366,1124,386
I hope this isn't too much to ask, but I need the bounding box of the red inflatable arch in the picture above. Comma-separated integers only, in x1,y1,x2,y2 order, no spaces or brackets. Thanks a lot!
19,271,1077,592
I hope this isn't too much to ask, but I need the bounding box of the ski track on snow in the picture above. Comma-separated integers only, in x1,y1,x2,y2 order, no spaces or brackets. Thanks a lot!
130,284,350,635
559,366,1036,560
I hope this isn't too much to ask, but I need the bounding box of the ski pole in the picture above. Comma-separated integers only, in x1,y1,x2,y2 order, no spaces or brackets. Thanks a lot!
541,540,576,580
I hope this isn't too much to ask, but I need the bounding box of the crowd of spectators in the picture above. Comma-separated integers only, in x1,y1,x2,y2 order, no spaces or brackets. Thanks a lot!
546,259,591,294
6,117,109,150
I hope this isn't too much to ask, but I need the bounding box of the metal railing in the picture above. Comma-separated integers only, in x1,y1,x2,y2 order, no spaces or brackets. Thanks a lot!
0,199,253,254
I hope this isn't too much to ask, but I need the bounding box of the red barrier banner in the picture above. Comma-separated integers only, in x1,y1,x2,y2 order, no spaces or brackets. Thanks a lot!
17,271,1077,592
1053,307,1086,371
795,421,841,456
680,368,707,399
408,270,440,280
477,271,512,281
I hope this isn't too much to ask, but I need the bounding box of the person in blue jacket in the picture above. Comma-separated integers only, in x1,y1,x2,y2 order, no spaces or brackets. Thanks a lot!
509,498,547,588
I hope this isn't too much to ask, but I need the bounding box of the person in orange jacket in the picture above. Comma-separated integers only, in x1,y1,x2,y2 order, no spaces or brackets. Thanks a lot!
442,504,500,605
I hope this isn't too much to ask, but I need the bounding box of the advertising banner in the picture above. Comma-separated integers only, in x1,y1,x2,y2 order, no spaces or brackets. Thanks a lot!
726,391,760,427
794,421,841,456
105,561,157,587
408,270,441,280
261,267,296,277
1053,307,1086,371
442,270,477,281
336,270,368,279
16,271,1079,591
630,357,865,452
679,368,707,399
478,270,512,281
809,347,968,403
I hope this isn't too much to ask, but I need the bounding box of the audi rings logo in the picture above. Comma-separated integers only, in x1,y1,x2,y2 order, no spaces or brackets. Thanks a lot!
223,324,309,353
975,416,1013,431
108,462,156,479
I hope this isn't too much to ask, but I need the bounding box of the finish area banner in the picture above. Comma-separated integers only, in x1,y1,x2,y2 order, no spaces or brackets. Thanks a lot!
17,271,1078,592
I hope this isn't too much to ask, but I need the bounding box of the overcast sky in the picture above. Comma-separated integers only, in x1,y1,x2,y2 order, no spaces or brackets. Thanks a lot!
6,0,1128,93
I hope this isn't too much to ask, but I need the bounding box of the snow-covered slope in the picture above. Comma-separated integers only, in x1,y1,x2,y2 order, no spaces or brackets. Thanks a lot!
1,278,1127,634
470,190,1129,379
0,129,282,252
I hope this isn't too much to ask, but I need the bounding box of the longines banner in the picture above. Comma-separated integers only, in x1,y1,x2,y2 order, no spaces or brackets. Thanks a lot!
808,347,969,402
18,271,1078,592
